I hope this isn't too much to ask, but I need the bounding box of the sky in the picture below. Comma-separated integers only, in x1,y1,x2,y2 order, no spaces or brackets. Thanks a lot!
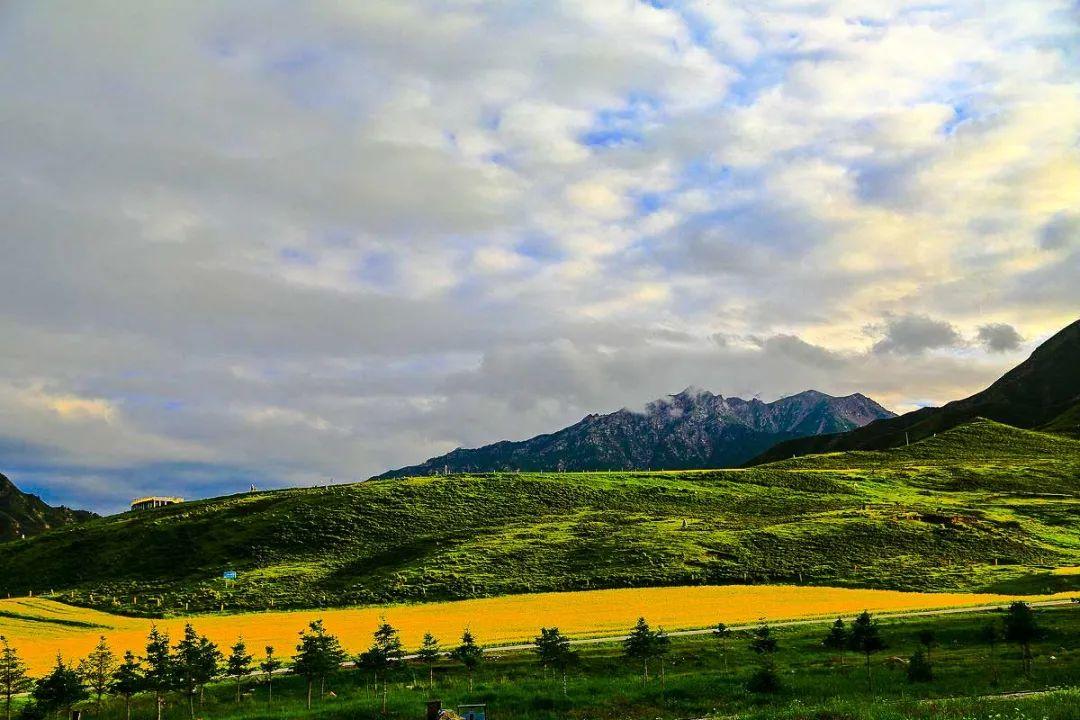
1,1,1078,513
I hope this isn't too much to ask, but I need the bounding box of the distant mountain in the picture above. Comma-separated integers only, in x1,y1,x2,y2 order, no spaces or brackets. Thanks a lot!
0,472,96,542
750,317,1080,464
3,418,1076,612
375,389,895,478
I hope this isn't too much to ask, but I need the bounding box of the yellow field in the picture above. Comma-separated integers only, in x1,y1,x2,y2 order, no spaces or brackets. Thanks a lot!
2,585,1071,674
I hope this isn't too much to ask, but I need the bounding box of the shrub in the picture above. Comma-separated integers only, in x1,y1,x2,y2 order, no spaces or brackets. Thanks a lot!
907,647,933,683
746,662,782,694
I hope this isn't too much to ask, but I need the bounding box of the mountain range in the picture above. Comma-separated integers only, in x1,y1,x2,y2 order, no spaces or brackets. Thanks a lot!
0,472,96,541
375,389,895,478
750,317,1080,464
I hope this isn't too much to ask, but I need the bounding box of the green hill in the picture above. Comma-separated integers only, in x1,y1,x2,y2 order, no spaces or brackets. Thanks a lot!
0,472,96,541
0,421,1077,614
750,317,1080,464
1040,400,1080,438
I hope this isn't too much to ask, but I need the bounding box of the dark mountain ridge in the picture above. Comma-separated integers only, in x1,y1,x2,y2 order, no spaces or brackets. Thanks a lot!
749,317,1080,464
0,472,96,541
375,388,895,478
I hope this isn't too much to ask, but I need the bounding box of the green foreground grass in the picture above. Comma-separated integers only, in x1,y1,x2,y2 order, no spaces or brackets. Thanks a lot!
36,603,1080,720
2,420,1078,614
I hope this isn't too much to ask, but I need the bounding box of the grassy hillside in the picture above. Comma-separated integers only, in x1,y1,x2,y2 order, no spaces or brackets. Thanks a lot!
0,472,96,541
750,317,1080,464
0,420,1077,614
1040,400,1080,437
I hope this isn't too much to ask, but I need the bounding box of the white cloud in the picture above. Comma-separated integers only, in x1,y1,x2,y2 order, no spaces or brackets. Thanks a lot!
0,0,1077,510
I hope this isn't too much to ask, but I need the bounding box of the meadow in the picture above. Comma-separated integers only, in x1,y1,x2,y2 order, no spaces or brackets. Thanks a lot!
10,602,1079,720
2,585,1076,674
1,420,1078,615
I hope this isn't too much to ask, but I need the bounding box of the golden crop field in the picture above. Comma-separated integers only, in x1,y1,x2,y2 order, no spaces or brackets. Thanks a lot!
2,585,1071,674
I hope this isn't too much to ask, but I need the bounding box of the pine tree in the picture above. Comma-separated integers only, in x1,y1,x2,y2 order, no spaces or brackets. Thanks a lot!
358,620,404,714
142,626,173,720
916,629,937,662
450,629,483,692
749,622,778,656
907,647,933,683
623,618,657,682
226,637,253,703
32,655,85,718
259,646,282,705
173,624,221,718
111,651,143,720
416,633,440,689
747,621,781,694
822,618,848,667
1003,601,1041,676
294,620,346,709
653,627,671,690
77,636,116,711
848,611,886,691
533,628,578,696
0,637,32,720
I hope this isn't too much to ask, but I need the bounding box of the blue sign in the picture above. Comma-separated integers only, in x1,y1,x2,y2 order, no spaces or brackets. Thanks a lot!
223,571,237,580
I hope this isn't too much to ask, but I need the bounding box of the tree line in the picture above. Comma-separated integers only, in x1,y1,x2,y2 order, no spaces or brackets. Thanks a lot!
0,618,485,720
0,601,1047,719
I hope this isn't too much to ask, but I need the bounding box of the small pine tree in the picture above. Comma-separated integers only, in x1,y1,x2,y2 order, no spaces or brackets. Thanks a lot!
749,622,778,656
77,636,116,711
907,647,933,683
294,620,347,709
226,637,253,703
746,661,781,694
654,627,671,690
173,624,221,717
848,611,886,691
823,618,848,667
142,626,173,720
358,620,404,714
259,646,282,705
533,628,578,696
0,637,32,720
416,633,440,689
916,629,937,662
623,618,657,682
450,629,483,692
1003,601,1041,676
33,654,86,717
110,651,143,720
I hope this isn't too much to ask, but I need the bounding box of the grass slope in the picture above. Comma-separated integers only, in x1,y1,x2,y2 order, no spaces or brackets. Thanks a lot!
0,420,1077,613
0,471,95,541
750,317,1080,464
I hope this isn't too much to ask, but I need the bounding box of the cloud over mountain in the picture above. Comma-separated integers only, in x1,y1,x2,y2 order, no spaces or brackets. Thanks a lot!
0,1,1077,511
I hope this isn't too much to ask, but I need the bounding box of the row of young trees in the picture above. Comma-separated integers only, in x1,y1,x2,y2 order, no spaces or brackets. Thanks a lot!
818,601,1043,691
0,601,1049,720
623,601,1046,696
0,620,488,720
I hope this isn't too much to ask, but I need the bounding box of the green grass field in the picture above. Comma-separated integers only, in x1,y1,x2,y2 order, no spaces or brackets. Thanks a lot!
1,420,1078,614
27,603,1080,720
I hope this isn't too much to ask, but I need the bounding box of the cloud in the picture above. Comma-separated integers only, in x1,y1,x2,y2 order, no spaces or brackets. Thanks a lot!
1039,213,1080,250
976,323,1024,353
871,315,962,355
0,0,1077,511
